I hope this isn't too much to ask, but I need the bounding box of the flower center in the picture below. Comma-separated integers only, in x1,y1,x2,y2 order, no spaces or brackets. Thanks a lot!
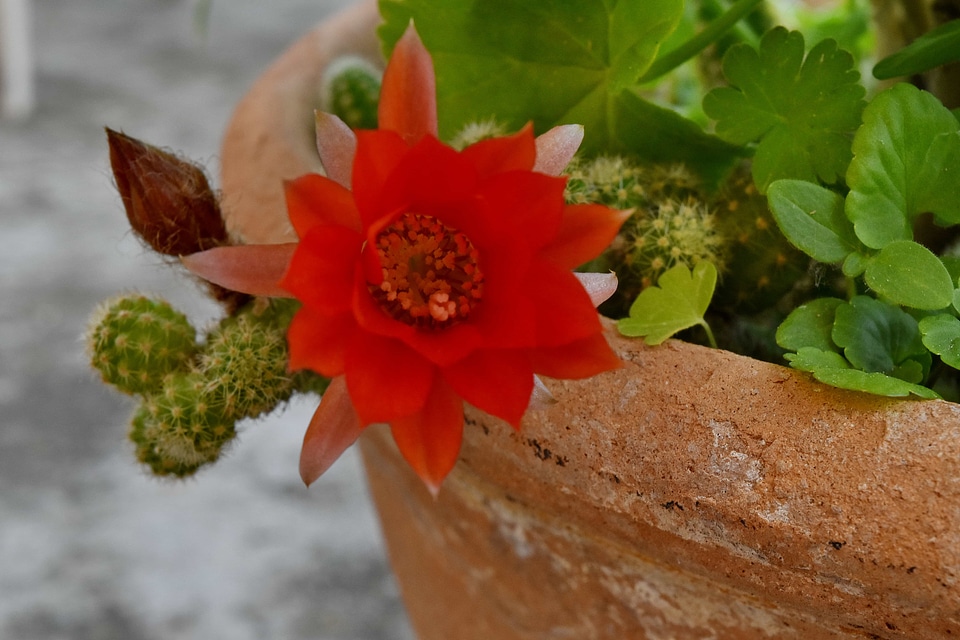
370,213,484,328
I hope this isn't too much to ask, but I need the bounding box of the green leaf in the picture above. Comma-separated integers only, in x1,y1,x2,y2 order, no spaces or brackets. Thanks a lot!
845,83,960,249
785,346,849,372
378,0,742,179
919,313,960,369
618,262,717,345
874,19,960,79
808,365,939,398
862,240,954,310
767,180,859,263
703,27,865,191
785,348,938,398
776,297,845,352
831,295,929,378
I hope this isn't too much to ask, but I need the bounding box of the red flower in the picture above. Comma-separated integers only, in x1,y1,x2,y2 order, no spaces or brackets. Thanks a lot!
184,25,627,493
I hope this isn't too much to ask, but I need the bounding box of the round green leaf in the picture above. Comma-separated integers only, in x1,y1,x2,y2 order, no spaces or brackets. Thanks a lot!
863,240,953,310
919,313,960,369
767,180,858,263
776,297,844,352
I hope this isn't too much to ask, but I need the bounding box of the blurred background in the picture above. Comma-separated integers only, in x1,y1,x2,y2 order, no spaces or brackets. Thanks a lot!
0,0,414,638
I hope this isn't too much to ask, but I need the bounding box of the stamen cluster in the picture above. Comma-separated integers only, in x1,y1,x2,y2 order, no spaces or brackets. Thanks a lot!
370,212,484,328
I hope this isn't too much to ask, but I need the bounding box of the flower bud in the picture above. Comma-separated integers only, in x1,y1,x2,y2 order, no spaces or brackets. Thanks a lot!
106,128,250,312
106,127,227,256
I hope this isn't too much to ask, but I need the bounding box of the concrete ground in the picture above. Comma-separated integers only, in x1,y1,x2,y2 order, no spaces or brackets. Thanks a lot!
0,1,414,638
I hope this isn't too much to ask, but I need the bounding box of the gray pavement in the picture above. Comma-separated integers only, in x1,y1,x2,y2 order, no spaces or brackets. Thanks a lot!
0,1,414,638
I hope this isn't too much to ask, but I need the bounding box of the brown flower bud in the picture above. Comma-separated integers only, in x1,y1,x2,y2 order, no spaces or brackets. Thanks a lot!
106,127,228,256
106,128,249,312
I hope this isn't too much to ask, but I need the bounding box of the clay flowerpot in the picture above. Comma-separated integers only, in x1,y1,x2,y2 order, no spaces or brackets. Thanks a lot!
220,2,960,638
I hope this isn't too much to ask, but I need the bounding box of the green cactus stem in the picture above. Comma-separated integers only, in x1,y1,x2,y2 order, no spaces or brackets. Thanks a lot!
321,56,382,130
86,294,198,395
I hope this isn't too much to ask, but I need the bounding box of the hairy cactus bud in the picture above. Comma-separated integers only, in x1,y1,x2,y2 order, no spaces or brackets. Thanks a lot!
87,295,197,395
106,128,227,256
106,128,250,311
321,56,382,130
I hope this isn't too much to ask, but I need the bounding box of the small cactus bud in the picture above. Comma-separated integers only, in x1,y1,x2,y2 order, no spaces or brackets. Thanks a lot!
129,372,234,478
106,128,227,256
198,299,301,421
86,295,198,395
320,56,382,130
449,119,509,151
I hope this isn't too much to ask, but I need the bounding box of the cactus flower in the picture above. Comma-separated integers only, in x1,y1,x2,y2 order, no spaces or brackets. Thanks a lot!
183,24,627,493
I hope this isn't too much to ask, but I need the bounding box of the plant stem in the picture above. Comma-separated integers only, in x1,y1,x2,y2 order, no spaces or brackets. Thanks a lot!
639,0,766,84
700,320,719,349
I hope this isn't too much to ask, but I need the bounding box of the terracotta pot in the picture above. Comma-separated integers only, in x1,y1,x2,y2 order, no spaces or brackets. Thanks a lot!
220,2,960,638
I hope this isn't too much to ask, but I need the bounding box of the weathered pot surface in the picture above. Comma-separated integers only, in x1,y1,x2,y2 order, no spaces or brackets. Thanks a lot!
220,2,960,637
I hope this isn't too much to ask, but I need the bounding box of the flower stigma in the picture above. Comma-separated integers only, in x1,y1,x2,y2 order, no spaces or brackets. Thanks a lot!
370,212,484,328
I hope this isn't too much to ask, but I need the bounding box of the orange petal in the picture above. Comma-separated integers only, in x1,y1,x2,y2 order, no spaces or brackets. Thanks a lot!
344,332,435,425
443,349,533,429
533,124,584,176
473,170,565,252
528,261,604,347
461,123,536,180
530,333,622,380
540,204,631,270
379,22,437,146
314,111,357,189
352,130,410,227
181,244,296,297
279,225,362,312
284,174,361,237
286,306,356,378
299,376,364,487
389,376,464,496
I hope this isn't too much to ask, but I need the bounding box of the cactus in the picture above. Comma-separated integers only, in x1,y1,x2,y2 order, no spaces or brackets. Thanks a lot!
565,155,727,317
87,295,197,395
321,56,382,130
129,372,233,478
449,119,510,150
86,292,331,478
198,298,302,421
710,165,808,313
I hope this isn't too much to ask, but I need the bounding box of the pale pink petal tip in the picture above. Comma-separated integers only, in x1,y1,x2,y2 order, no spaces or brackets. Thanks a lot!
180,244,297,298
533,124,584,176
527,375,557,411
575,271,619,307
299,376,365,487
314,111,357,188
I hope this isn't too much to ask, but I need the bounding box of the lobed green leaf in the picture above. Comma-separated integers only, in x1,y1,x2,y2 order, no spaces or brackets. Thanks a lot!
703,27,865,191
618,262,717,345
378,0,742,180
845,83,960,249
